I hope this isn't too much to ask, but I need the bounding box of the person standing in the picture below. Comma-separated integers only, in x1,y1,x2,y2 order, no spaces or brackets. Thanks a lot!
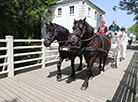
97,21,108,35
128,37,133,48
108,20,120,34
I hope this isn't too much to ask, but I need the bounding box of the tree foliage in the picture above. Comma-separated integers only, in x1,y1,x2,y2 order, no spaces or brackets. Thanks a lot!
0,0,58,39
127,23,138,39
113,0,138,22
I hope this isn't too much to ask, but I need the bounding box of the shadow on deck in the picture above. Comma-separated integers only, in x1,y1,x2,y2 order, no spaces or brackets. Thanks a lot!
47,62,101,83
106,52,138,102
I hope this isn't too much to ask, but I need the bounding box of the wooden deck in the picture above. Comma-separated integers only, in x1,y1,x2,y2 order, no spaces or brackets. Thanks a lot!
0,47,137,102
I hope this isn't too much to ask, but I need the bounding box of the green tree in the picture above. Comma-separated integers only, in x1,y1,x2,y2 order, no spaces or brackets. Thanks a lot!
127,25,136,34
127,24,138,39
113,0,138,22
0,0,58,39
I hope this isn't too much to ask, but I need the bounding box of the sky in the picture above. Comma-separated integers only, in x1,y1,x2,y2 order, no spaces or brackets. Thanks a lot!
90,0,136,29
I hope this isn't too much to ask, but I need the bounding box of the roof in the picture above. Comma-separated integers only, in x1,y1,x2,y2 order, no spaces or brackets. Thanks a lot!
56,0,71,3
125,31,133,34
86,0,105,14
56,0,105,14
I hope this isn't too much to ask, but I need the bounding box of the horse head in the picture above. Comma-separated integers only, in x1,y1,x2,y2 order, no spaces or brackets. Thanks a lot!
44,21,58,47
69,17,87,45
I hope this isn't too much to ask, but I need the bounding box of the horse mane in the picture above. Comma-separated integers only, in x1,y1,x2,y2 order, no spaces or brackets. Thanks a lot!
84,21,95,34
78,19,94,30
53,23,69,36
78,19,95,38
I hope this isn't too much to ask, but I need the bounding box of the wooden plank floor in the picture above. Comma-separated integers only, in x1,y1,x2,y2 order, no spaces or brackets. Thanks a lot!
0,45,137,102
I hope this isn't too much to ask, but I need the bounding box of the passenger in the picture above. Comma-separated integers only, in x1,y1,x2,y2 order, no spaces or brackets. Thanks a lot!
108,20,120,35
120,26,126,32
128,37,133,48
97,21,108,35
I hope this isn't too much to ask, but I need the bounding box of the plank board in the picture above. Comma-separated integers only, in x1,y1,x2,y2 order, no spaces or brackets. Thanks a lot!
0,49,137,102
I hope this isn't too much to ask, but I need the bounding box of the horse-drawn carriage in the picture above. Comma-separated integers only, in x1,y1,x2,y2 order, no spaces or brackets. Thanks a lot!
107,30,128,68
44,18,128,90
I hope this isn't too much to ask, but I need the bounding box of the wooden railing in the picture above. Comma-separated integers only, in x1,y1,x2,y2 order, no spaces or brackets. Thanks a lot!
0,35,59,77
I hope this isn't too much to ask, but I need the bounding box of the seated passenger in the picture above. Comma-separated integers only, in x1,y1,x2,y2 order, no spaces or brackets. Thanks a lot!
108,20,120,35
97,21,108,35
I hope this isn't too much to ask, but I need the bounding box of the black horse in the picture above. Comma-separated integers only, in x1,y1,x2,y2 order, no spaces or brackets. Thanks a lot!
69,18,111,90
44,22,83,81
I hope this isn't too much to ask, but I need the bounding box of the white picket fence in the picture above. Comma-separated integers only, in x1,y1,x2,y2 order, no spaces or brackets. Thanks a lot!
0,35,59,77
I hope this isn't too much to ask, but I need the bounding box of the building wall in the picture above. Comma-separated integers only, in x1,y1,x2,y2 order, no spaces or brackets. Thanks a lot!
85,1,104,31
41,0,105,38
51,1,81,32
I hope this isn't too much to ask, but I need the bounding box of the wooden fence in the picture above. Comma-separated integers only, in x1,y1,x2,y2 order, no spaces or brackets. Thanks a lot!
0,35,59,77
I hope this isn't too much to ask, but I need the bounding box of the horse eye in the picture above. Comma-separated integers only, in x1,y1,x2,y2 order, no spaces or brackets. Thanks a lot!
51,29,54,31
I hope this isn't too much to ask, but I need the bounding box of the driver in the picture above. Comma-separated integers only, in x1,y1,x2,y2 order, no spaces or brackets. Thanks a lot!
97,21,108,35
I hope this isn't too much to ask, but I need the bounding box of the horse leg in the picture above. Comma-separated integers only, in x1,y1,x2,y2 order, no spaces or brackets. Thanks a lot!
57,57,63,82
81,56,97,90
101,54,108,74
77,55,83,71
99,58,102,73
71,59,75,77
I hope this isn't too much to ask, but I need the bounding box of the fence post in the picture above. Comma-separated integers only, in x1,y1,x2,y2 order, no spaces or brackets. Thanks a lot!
6,36,14,77
42,39,46,68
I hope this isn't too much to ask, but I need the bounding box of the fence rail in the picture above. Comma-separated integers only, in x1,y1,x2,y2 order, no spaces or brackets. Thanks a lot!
14,46,43,50
0,35,59,77
0,47,7,50
14,39,42,42
14,51,42,57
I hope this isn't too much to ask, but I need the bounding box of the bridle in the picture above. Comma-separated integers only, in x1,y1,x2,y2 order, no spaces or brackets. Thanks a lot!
72,21,87,40
71,22,111,53
45,29,58,42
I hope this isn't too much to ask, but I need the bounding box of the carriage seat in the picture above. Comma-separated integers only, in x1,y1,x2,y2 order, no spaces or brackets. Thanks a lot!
112,35,120,44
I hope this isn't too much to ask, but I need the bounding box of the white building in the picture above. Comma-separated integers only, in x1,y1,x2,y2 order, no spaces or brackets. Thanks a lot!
41,0,105,38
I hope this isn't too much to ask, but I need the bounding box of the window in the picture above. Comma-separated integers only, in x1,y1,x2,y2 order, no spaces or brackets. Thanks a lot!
95,11,97,19
88,7,91,17
70,6,74,15
100,14,102,21
58,8,62,16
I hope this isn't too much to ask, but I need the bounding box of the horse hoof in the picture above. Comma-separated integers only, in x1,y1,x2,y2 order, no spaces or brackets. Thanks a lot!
57,75,62,82
81,82,88,90
71,73,75,77
115,64,118,68
57,78,62,82
100,71,104,75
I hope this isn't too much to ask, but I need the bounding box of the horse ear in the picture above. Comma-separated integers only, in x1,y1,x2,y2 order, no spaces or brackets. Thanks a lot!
81,17,86,24
74,19,76,24
83,17,86,22
45,23,48,26
49,21,54,26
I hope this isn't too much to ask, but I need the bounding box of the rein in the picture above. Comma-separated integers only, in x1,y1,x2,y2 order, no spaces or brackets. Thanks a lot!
69,34,109,53
80,34,105,52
